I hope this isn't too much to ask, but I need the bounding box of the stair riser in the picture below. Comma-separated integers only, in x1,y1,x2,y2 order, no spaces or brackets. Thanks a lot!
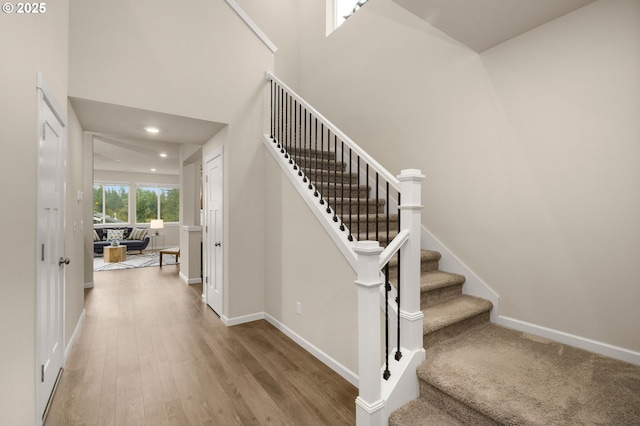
289,148,336,161
423,311,490,349
332,204,385,215
304,171,358,185
291,156,346,171
344,221,399,234
317,187,370,199
419,381,498,425
421,284,463,309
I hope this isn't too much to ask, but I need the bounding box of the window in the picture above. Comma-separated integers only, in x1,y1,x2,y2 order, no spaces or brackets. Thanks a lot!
93,184,129,224
136,186,180,223
334,0,368,29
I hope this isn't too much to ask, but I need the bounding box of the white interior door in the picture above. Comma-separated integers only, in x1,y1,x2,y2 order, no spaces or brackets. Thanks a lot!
35,86,66,422
205,151,223,316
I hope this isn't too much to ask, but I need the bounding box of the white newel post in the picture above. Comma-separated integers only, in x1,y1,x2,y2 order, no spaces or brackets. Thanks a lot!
398,169,425,351
354,241,385,426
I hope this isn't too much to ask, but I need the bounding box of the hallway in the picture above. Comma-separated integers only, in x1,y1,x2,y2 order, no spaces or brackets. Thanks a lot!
46,266,357,425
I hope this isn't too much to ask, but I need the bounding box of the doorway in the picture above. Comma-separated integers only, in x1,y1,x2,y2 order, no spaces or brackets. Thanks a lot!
35,78,67,422
204,149,223,316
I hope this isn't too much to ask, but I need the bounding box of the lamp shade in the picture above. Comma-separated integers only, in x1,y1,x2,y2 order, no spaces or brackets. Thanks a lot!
150,219,164,230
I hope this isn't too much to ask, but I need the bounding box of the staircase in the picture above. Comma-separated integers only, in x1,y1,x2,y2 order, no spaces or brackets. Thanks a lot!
293,144,640,426
266,74,640,425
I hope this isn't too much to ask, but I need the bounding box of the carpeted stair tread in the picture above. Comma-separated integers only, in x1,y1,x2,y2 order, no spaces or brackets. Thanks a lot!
418,323,640,425
420,270,466,292
423,295,493,334
388,397,464,426
388,249,441,269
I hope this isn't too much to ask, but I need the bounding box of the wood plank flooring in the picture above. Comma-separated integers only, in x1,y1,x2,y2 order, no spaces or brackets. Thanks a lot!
45,265,357,425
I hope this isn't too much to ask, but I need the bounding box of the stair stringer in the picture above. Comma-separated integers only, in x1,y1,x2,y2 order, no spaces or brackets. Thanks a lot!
420,226,500,322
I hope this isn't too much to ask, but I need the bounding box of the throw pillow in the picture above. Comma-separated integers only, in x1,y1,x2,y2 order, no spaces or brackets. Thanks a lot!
106,229,125,241
93,229,100,242
128,228,148,240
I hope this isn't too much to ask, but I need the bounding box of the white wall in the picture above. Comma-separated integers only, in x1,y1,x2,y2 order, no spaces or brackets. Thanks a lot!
264,152,359,375
0,2,71,424
236,0,301,90
291,0,640,352
65,103,87,346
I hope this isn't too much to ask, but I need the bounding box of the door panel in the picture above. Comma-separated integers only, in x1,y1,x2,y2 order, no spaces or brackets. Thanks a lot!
205,153,223,315
36,90,65,422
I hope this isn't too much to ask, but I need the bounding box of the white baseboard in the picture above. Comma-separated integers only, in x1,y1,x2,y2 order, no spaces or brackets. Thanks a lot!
64,309,86,363
84,282,94,289
220,311,359,386
264,313,359,387
221,312,266,326
421,226,500,322
179,271,202,285
498,315,640,366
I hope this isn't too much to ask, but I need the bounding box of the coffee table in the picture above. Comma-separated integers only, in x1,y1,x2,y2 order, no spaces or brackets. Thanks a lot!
104,245,127,263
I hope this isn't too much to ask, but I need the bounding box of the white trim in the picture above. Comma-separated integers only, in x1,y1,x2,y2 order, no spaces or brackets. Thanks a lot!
221,311,266,326
36,72,67,127
498,315,640,366
421,226,500,322
64,309,86,363
84,282,94,289
179,271,202,285
182,225,202,232
225,0,277,53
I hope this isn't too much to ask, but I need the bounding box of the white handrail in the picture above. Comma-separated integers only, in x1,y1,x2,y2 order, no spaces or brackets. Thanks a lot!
266,71,401,192
378,229,410,269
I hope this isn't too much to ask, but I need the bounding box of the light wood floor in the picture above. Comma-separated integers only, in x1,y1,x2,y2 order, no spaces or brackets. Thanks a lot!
45,265,357,425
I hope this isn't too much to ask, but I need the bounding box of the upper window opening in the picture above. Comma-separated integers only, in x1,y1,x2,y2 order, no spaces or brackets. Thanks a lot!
333,0,369,31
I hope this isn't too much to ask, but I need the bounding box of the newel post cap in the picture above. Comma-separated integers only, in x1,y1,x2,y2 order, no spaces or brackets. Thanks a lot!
353,240,383,255
397,169,425,182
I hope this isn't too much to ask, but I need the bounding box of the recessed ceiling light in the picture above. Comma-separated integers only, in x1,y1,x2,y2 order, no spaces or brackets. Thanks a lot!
159,153,167,158
145,127,160,134
150,168,156,172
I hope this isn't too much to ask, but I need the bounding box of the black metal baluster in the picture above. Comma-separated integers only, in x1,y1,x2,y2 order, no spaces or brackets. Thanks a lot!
319,124,325,204
292,100,297,168
366,164,370,240
339,141,346,231
332,135,338,221
395,192,402,361
326,128,332,214
347,148,353,241
308,113,313,189
375,173,379,242
277,86,283,149
303,109,308,182
314,119,319,197
297,103,302,175
357,156,361,239
383,262,391,380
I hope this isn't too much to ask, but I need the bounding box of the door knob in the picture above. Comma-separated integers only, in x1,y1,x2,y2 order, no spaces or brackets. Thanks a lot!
215,242,221,247
58,257,71,266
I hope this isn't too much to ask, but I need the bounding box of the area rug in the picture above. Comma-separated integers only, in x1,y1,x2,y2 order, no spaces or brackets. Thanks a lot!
94,252,178,272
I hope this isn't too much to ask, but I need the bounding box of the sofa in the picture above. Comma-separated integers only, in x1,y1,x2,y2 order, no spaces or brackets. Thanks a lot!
93,227,150,254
